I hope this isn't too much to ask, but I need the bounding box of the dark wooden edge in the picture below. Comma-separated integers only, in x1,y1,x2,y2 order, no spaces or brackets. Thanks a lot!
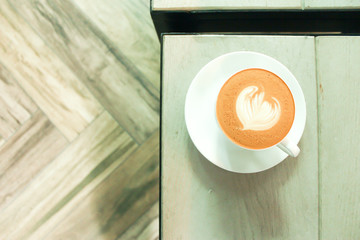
159,32,163,240
151,8,360,39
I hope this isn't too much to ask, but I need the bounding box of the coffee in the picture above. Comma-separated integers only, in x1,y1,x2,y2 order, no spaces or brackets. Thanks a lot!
216,68,295,149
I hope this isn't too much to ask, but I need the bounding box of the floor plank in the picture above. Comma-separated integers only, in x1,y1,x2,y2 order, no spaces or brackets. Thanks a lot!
305,0,360,9
0,62,37,140
152,0,301,10
0,0,160,238
0,1,103,141
0,111,138,239
0,110,68,211
117,201,159,240
41,131,159,240
73,0,160,91
9,0,159,143
317,36,360,239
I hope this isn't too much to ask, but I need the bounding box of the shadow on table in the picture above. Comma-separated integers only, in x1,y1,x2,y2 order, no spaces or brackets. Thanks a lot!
188,140,299,239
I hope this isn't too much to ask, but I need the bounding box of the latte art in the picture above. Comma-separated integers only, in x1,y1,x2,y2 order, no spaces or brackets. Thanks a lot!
236,86,281,131
216,68,295,149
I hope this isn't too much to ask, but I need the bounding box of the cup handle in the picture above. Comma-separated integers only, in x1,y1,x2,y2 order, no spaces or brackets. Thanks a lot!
276,137,300,157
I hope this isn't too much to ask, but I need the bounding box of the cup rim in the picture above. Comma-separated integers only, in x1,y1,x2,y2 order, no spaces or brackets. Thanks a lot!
215,67,296,151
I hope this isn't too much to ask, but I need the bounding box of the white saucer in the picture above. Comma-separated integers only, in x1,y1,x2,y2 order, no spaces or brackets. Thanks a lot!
184,51,306,173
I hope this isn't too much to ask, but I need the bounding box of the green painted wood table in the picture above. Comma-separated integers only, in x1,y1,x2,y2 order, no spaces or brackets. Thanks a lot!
161,35,360,240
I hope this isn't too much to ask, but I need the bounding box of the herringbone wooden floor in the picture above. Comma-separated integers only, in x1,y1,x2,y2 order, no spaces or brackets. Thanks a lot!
0,0,159,239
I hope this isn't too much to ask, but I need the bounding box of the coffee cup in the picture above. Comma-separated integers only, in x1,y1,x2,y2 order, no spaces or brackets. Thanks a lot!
216,68,300,157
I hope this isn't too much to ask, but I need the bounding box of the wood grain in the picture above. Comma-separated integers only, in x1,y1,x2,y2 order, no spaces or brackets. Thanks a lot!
73,0,161,91
305,0,360,9
9,0,159,143
0,0,160,238
0,1,103,141
152,0,301,10
117,202,159,240
0,62,37,140
0,110,68,211
316,36,360,239
162,35,318,239
41,130,159,240
0,111,138,239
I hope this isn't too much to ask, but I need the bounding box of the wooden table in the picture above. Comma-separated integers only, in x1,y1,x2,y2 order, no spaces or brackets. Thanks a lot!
161,35,360,239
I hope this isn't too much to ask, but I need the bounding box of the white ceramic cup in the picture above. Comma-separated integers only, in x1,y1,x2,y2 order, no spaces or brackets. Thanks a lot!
216,69,300,158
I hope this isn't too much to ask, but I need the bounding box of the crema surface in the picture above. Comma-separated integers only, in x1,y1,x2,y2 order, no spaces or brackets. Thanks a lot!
216,68,295,149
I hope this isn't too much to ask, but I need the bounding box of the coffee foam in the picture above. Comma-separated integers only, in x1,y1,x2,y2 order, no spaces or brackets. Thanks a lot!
216,68,295,149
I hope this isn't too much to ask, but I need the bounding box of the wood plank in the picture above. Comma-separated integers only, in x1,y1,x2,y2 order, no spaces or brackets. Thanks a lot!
0,1,103,141
73,0,160,91
305,0,360,9
316,36,360,239
0,110,68,211
0,111,138,239
117,202,159,240
41,131,159,240
0,136,4,147
162,35,318,239
9,0,159,143
0,62,37,139
152,0,301,10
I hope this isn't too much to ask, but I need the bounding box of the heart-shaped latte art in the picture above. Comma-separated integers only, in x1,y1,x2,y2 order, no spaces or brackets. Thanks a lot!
236,86,281,131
